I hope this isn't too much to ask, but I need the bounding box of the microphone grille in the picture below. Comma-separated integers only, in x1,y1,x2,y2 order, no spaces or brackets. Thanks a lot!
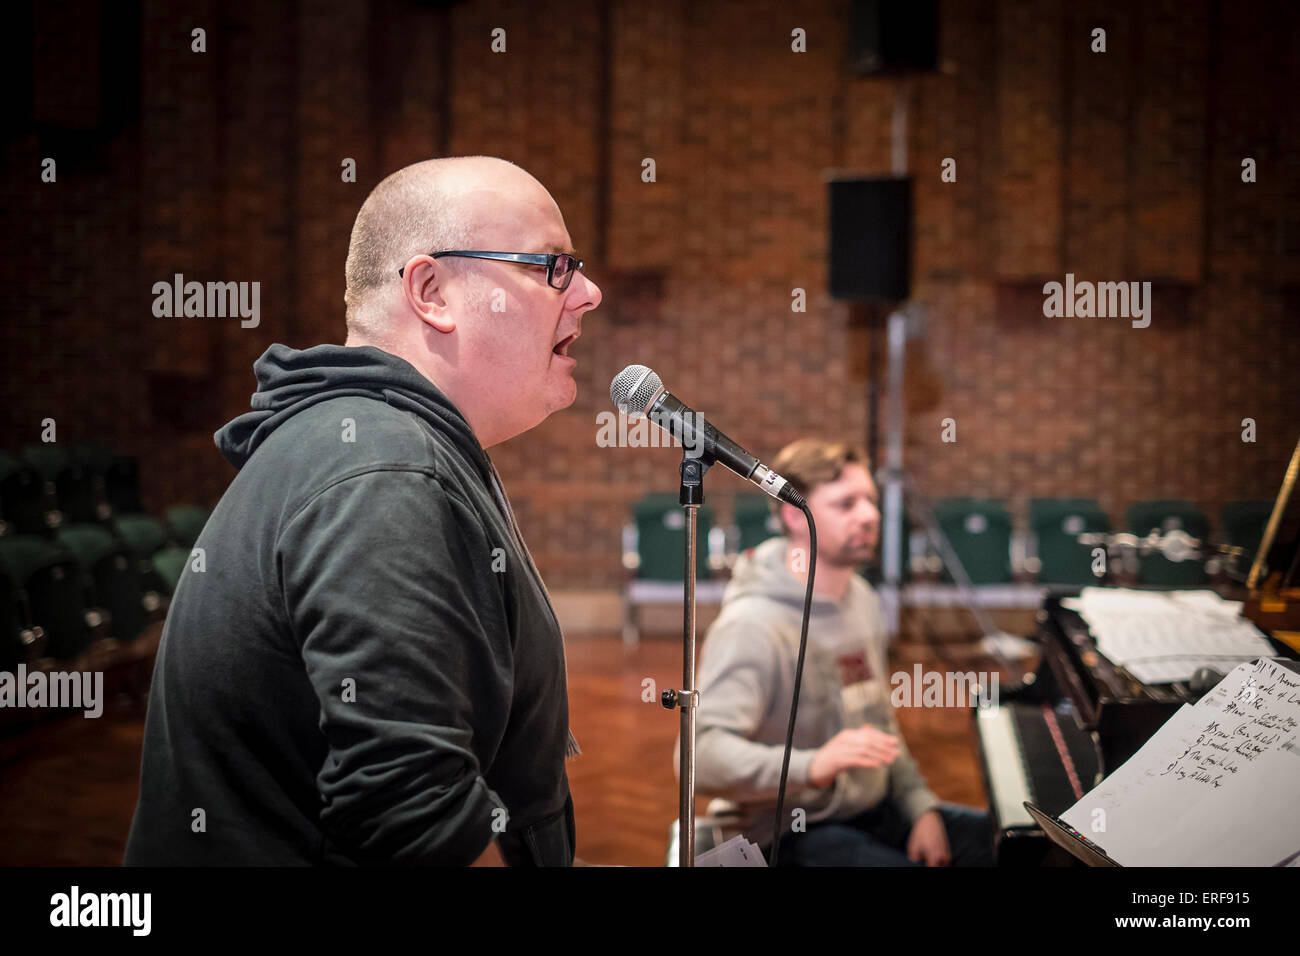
609,364,664,414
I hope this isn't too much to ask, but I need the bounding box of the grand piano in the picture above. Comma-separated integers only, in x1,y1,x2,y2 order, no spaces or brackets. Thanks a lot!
976,597,1215,865
975,439,1300,865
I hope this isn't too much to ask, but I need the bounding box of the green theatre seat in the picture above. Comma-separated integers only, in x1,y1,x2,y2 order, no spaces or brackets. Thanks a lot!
166,504,211,549
630,493,714,582
1220,500,1274,576
105,455,142,515
152,546,192,596
61,443,114,523
115,513,169,558
0,451,54,536
931,498,1012,586
0,535,91,660
1126,500,1209,587
734,494,782,555
20,443,70,482
622,493,725,651
1030,498,1110,586
0,566,22,672
115,513,172,596
58,523,149,643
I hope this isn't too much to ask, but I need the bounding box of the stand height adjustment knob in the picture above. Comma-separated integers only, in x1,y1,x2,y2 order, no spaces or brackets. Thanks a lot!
661,688,698,711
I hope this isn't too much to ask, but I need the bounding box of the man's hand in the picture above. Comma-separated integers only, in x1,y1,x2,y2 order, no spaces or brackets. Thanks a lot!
807,726,900,787
471,839,505,867
906,809,950,866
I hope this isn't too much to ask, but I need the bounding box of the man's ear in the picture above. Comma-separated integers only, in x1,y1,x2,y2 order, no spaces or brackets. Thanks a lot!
779,501,803,536
402,257,456,333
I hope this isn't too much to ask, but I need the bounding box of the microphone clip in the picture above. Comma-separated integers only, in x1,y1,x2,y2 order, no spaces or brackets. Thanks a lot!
679,451,714,506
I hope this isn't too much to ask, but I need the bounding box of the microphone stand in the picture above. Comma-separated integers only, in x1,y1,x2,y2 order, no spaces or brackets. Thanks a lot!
662,451,712,867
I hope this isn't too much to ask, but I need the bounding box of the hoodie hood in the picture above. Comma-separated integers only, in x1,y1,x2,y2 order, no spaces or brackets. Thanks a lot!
215,344,492,485
724,535,846,615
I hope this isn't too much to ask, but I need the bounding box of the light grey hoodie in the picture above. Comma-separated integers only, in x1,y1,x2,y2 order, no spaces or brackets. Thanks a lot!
685,535,939,848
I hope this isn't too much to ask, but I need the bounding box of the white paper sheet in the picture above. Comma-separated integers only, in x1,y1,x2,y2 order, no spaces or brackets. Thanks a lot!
694,834,769,867
1060,658,1300,865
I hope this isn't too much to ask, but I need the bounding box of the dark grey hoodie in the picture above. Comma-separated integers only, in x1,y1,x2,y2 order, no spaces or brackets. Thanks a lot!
689,535,938,849
125,344,577,866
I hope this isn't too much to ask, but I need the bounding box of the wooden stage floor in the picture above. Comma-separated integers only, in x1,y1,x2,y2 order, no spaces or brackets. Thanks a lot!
0,630,1019,867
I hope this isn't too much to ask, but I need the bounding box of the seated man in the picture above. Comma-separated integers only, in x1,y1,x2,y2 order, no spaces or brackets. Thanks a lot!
691,438,993,866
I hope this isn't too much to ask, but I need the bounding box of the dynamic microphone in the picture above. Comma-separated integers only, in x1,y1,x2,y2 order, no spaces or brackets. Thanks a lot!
609,364,805,507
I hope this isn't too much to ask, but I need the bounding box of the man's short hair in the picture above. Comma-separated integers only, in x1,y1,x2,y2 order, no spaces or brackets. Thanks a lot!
343,156,513,342
769,438,870,534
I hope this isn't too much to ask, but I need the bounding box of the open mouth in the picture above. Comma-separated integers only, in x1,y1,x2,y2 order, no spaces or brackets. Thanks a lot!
552,331,579,357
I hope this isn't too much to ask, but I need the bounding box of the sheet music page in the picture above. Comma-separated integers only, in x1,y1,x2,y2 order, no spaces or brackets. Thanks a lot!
1059,659,1300,865
1061,588,1276,684
693,834,769,867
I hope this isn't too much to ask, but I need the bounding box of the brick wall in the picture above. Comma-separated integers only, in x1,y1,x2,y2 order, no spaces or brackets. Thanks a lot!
3,0,1298,589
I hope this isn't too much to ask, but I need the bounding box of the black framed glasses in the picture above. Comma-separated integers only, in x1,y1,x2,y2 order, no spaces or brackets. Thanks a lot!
398,250,585,291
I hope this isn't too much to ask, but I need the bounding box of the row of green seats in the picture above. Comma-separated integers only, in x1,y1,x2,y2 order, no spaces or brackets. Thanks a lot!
0,444,142,535
626,494,1274,588
0,507,210,669
931,497,1270,587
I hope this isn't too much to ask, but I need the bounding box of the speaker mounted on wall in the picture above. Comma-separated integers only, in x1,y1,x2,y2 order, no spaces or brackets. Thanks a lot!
848,0,940,76
828,176,913,305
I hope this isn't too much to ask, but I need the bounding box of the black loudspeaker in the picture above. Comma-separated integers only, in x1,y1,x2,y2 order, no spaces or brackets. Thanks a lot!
828,177,912,303
849,0,939,75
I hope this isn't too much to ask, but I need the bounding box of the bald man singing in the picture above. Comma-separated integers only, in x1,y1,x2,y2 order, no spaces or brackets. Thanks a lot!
125,157,602,866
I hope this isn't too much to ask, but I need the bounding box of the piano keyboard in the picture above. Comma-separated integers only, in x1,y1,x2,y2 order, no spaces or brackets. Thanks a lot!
976,700,1102,834
977,705,1036,829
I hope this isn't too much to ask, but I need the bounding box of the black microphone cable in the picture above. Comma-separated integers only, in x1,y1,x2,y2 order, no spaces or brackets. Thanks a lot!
769,501,816,868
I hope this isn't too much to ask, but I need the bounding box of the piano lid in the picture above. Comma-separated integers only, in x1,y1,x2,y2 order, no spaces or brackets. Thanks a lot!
1244,434,1300,652
1247,434,1300,596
